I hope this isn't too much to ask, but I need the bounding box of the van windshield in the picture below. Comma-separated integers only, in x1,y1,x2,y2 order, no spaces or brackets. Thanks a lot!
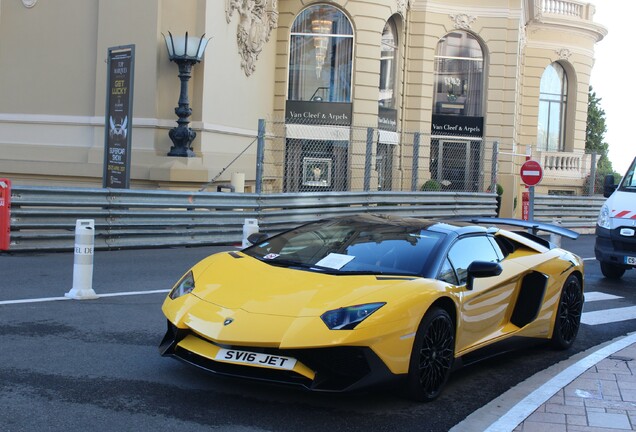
618,158,636,192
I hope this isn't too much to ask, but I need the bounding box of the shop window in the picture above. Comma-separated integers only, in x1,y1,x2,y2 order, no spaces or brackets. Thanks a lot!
433,31,484,117
288,5,353,103
379,19,398,109
430,31,485,192
377,17,399,191
537,63,567,152
284,140,348,192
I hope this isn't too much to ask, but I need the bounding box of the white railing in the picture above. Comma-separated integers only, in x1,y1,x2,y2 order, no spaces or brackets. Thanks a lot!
541,0,586,19
537,151,591,179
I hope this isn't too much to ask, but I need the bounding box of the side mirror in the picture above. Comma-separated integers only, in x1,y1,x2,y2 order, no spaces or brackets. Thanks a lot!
247,232,268,245
603,174,617,198
466,261,503,290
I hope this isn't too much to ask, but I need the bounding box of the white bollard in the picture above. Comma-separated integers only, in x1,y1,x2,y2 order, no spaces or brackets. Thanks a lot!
65,219,98,300
231,172,245,193
242,218,259,248
549,218,562,248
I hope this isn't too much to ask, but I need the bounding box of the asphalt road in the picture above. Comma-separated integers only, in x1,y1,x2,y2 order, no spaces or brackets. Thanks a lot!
1,236,635,432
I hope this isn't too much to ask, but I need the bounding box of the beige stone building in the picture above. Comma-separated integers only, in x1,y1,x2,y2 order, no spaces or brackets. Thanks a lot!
0,0,605,216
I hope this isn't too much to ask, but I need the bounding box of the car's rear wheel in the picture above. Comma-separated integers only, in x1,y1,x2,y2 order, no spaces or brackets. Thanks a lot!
551,275,583,350
600,262,625,280
407,307,454,402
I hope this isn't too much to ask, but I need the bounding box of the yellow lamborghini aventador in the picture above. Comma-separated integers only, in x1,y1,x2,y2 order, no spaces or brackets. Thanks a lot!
160,214,584,401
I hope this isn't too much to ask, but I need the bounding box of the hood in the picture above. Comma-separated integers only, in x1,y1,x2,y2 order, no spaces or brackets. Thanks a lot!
607,190,636,222
190,252,417,317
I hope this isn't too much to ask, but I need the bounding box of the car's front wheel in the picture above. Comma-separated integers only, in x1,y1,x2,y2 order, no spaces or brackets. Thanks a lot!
600,262,626,280
551,274,583,350
407,307,455,402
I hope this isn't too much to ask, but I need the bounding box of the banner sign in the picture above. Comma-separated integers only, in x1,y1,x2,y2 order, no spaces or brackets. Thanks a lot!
103,45,135,188
378,107,397,132
285,101,352,126
431,115,483,138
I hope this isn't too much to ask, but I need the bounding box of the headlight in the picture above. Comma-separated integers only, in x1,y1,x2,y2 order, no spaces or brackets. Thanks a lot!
320,302,385,330
169,271,195,300
597,204,611,229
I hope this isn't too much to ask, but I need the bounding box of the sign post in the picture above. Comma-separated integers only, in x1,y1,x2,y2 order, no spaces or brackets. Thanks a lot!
0,178,11,250
520,159,543,221
103,45,135,189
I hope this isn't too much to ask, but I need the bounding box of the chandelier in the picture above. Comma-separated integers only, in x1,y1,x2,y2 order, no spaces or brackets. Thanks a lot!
311,19,331,78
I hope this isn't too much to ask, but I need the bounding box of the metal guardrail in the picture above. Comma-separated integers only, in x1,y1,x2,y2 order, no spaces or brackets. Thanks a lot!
8,186,499,251
534,194,604,228
7,186,603,251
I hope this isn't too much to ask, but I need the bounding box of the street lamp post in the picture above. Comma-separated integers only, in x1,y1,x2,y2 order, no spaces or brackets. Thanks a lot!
163,31,209,157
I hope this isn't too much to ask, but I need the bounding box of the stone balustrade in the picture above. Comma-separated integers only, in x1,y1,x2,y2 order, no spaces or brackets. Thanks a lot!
541,0,595,20
537,151,593,179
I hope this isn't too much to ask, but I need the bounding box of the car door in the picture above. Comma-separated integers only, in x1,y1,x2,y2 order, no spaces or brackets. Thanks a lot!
443,235,520,355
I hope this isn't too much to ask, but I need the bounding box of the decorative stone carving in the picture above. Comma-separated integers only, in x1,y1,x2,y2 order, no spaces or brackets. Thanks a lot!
449,13,477,30
397,0,409,17
22,0,37,7
226,0,279,77
519,24,527,50
555,48,572,60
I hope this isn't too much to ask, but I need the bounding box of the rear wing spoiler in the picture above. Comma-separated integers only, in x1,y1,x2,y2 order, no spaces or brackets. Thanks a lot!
459,217,580,240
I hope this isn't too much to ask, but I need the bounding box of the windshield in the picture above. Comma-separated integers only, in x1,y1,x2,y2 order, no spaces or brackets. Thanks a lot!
618,157,636,193
243,218,445,276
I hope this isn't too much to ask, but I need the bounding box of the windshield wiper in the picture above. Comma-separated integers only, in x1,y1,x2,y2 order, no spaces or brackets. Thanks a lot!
258,258,309,268
335,269,420,277
261,259,351,275
254,256,419,277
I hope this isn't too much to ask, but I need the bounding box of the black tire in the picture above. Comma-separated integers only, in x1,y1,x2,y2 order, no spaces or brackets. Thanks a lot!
407,307,455,402
551,275,583,350
600,262,625,280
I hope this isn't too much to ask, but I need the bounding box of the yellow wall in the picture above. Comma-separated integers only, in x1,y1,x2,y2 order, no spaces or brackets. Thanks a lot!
0,0,605,199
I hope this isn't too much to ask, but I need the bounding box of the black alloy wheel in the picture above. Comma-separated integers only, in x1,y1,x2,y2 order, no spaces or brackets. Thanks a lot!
551,274,583,350
407,307,455,402
600,262,626,280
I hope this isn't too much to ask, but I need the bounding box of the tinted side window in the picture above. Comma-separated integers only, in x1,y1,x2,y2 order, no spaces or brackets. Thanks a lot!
438,258,458,285
487,236,505,261
447,236,500,285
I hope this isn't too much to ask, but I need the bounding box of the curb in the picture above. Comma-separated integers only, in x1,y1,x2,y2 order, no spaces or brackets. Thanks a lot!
450,332,636,432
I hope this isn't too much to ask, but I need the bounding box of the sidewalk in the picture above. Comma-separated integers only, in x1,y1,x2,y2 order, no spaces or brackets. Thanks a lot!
453,333,636,431
514,336,636,431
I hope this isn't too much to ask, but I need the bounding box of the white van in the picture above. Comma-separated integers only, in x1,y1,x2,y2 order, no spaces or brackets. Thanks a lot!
595,156,636,279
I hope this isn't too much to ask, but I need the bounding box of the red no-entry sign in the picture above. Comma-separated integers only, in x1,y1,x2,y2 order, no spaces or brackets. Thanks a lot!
520,160,543,186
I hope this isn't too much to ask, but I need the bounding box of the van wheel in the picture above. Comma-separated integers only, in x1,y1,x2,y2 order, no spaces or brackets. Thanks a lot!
600,262,625,280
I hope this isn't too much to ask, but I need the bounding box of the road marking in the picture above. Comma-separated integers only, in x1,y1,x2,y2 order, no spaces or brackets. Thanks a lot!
0,289,170,306
581,291,635,325
585,291,622,302
582,306,636,325
522,170,540,176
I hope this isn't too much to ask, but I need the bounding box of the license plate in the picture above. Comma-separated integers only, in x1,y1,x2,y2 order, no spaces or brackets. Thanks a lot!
215,348,297,370
626,256,636,266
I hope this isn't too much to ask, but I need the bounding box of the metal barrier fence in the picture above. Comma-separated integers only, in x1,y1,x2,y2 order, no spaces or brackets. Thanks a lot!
8,186,499,251
534,194,604,228
259,118,499,194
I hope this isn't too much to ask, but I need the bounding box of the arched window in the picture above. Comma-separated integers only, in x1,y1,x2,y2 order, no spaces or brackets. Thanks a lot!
433,31,484,117
430,31,485,193
376,17,399,191
537,63,568,151
379,19,398,108
288,5,353,102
